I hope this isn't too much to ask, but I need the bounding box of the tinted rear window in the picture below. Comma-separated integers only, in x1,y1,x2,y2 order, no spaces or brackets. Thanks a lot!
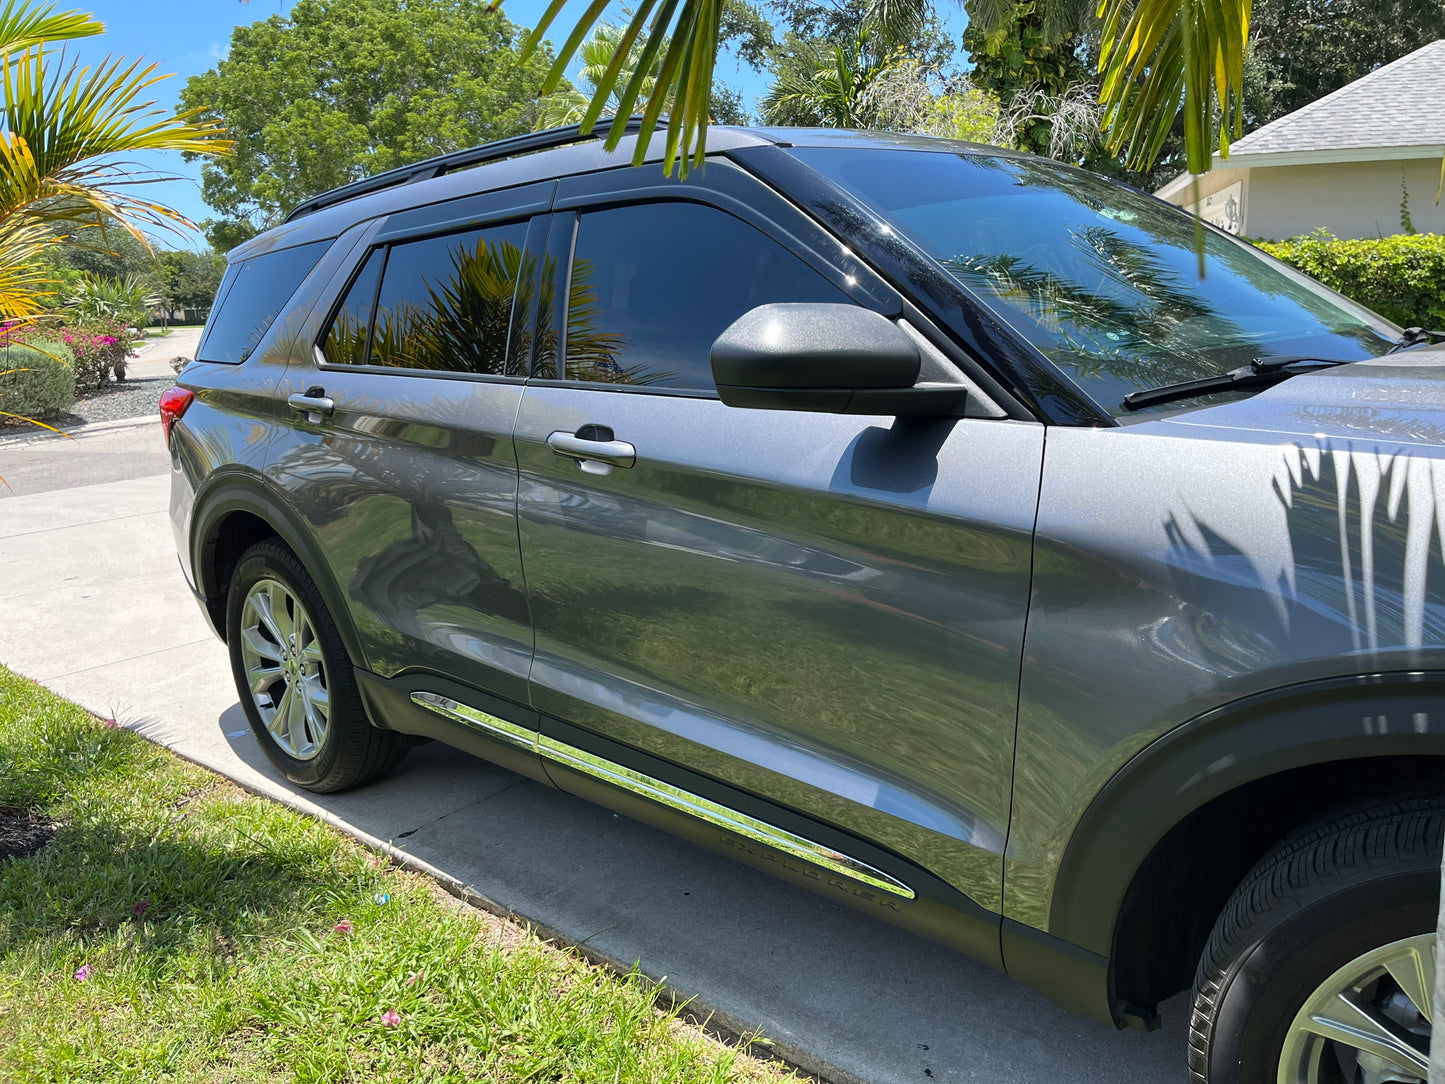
198,240,331,363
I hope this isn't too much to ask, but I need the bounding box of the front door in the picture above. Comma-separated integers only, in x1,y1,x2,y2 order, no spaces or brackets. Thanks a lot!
513,188,1043,911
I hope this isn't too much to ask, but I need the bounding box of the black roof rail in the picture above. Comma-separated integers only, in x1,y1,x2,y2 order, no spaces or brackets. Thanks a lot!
284,118,654,223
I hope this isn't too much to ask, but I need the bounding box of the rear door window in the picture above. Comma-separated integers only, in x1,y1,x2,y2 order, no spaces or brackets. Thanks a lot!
322,222,528,376
197,240,330,363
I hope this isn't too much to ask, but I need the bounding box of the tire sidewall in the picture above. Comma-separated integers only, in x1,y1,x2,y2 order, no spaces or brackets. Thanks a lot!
1205,871,1438,1084
225,543,352,789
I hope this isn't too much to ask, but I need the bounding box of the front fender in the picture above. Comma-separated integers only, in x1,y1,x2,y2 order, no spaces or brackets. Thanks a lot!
1048,670,1445,958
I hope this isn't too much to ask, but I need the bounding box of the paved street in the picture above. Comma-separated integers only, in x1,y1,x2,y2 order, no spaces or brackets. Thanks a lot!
0,372,1189,1083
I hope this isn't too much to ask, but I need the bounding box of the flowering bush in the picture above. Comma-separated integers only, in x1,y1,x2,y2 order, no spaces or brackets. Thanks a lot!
1,316,138,390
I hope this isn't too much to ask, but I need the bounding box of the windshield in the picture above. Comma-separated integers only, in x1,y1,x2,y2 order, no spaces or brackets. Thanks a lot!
793,147,1397,416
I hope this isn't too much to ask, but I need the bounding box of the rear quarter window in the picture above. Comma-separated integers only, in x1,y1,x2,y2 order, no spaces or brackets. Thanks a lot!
197,240,331,363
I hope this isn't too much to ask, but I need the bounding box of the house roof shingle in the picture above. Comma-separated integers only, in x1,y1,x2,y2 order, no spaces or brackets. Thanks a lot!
1228,39,1445,156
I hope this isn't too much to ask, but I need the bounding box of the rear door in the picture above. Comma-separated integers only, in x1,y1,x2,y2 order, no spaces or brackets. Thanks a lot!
267,184,550,706
513,163,1044,913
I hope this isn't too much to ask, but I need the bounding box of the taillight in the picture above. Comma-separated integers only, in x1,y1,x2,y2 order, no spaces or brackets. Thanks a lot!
159,386,194,448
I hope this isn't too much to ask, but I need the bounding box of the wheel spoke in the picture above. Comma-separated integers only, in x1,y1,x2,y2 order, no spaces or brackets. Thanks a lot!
1383,941,1435,1024
266,581,295,642
303,677,330,719
241,624,282,661
1300,991,1430,1076
286,679,310,752
268,684,295,739
300,685,327,747
249,664,284,694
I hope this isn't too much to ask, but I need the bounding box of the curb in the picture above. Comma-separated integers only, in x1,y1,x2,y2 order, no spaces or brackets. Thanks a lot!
0,413,160,445
105,714,839,1084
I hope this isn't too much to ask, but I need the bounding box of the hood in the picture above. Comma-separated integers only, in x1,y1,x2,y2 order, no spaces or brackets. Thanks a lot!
1156,345,1445,452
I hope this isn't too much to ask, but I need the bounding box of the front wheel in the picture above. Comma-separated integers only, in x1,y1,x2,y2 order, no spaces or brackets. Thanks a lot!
225,539,407,792
1189,796,1441,1084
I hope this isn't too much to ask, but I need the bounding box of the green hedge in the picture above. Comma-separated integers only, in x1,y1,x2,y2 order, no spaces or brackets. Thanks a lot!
1256,233,1445,329
0,342,76,422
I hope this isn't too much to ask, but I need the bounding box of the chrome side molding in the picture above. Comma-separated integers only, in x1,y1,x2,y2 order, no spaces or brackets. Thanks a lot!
409,689,916,900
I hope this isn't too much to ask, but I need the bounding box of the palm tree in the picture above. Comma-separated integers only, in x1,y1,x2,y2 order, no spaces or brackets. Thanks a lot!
535,24,659,130
761,28,906,129
0,1,230,318
524,0,1247,181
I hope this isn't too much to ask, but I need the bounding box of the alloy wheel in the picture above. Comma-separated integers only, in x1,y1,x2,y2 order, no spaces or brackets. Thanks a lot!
238,577,330,760
1276,933,1435,1084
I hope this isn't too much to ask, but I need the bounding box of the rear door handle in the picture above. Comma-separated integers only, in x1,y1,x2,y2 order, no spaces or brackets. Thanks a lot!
546,430,636,468
288,388,334,419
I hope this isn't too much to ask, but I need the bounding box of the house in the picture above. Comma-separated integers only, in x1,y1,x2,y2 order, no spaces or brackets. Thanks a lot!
1156,39,1445,240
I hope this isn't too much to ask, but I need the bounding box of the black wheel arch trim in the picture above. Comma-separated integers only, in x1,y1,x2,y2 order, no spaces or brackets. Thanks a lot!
1047,670,1445,963
190,468,371,672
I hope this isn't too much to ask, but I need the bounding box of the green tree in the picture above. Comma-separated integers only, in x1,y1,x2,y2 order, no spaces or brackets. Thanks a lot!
44,228,159,289
1248,0,1445,128
761,28,908,127
962,0,1092,157
156,249,227,311
180,0,557,249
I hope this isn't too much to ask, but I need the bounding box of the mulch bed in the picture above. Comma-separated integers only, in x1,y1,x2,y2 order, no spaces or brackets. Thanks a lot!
0,805,56,862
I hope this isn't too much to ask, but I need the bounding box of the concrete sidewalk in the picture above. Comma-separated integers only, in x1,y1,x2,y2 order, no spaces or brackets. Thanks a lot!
0,422,1189,1084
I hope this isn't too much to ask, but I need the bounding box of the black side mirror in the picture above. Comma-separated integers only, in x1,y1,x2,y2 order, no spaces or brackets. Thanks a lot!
710,303,966,416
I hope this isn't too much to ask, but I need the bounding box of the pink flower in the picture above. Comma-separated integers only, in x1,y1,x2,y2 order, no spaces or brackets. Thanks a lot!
405,970,423,986
379,1010,401,1027
101,718,116,728
74,964,92,983
333,919,354,934
133,900,149,917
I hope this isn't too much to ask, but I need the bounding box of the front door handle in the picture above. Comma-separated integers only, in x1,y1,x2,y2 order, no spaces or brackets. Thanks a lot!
546,429,636,469
288,387,334,419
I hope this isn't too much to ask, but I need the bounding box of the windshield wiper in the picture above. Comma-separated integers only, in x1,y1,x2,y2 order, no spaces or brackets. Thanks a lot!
1386,327,1445,354
1120,356,1351,412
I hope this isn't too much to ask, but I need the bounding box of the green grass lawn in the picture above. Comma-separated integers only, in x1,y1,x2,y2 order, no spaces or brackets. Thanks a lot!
0,668,791,1084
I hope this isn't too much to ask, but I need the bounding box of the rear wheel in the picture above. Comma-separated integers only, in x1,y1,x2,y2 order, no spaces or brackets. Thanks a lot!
1188,796,1441,1084
226,540,407,792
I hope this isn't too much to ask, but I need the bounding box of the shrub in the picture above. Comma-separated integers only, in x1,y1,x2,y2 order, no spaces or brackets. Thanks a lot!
1256,232,1445,329
0,342,77,421
59,316,137,388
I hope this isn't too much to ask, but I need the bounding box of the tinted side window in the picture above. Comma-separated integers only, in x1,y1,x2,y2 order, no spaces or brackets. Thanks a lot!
322,248,384,366
365,221,528,375
559,203,851,389
197,240,330,363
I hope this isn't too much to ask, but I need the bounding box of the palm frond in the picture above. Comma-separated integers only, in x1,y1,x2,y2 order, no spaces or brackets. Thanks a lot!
525,0,721,177
1096,0,1250,173
0,0,101,59
0,47,232,241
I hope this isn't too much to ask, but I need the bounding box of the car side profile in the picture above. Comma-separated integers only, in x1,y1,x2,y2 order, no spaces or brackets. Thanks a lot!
164,123,1444,1084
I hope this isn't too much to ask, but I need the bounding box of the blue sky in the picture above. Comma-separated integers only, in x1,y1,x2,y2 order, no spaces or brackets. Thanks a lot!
72,0,968,249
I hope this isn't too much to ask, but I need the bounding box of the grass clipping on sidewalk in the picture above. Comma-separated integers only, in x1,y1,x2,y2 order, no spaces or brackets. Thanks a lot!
0,669,793,1083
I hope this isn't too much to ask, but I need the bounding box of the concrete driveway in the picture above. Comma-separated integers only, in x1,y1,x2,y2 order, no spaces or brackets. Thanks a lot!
0,380,1190,1083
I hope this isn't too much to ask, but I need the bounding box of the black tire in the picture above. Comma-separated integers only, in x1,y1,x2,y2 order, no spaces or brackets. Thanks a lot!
1188,795,1442,1084
225,539,407,792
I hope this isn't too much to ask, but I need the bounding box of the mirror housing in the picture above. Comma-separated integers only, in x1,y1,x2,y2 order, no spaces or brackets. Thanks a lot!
710,303,966,416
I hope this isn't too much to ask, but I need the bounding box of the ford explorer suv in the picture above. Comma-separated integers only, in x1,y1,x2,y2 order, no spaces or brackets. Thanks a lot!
163,122,1445,1084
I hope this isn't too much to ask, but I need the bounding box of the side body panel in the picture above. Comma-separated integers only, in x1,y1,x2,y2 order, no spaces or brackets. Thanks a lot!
516,389,1043,913
1012,404,1445,943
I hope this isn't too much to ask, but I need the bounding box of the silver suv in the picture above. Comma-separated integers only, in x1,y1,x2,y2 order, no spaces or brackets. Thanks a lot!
164,123,1444,1084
